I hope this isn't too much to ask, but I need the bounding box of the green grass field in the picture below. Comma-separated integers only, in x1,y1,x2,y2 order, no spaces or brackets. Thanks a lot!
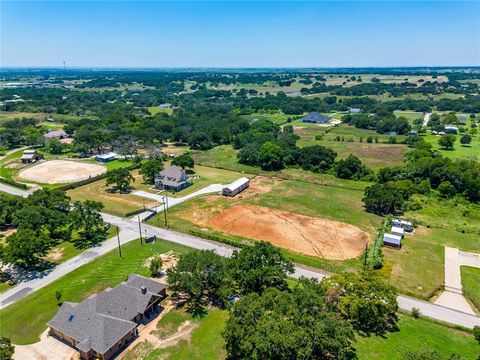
147,107,174,116
294,123,408,169
461,266,480,311
0,237,191,344
240,111,302,124
355,314,478,360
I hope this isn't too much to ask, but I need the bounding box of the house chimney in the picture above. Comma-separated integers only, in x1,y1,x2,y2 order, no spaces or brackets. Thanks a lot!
141,286,147,295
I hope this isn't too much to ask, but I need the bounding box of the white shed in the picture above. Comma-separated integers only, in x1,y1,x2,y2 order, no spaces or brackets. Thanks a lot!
391,226,405,237
223,177,250,197
383,233,402,248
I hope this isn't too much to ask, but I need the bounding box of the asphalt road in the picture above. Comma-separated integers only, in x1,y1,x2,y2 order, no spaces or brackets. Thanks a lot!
1,184,480,329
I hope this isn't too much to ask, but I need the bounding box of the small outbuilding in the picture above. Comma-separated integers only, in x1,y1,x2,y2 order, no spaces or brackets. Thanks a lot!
391,226,405,238
392,219,413,232
347,108,362,114
383,233,402,248
20,149,42,164
223,177,250,197
95,152,117,163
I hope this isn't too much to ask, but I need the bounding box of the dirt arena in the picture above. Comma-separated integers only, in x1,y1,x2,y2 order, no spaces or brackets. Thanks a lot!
208,204,369,260
19,160,106,184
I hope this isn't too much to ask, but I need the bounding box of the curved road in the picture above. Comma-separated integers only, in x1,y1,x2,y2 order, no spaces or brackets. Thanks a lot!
1,184,480,329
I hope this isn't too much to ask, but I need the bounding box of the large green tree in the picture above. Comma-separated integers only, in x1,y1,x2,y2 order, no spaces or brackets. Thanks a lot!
223,287,356,360
2,229,53,269
438,135,456,150
167,250,228,314
257,141,284,170
335,154,368,179
363,183,405,215
139,158,164,184
171,152,194,170
69,200,106,247
105,168,134,193
229,241,294,295
321,271,399,335
0,337,14,360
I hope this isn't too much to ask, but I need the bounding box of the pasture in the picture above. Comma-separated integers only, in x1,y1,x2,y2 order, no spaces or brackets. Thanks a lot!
147,106,174,116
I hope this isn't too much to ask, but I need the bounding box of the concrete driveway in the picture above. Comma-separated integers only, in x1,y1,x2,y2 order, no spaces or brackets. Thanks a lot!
13,329,78,360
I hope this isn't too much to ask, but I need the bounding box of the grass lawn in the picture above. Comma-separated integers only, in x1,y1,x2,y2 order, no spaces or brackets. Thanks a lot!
147,107,174,116
0,148,24,165
0,111,47,123
67,172,157,217
461,266,480,311
0,237,191,344
124,308,227,360
355,314,479,360
193,145,261,175
382,234,444,299
240,111,303,124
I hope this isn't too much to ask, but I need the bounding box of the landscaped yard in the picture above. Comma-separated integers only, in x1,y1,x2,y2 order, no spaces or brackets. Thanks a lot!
0,237,191,344
123,308,227,360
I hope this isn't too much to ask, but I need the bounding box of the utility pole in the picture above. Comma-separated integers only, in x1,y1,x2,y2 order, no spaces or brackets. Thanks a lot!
163,197,168,228
116,227,122,258
138,216,143,245
363,242,368,269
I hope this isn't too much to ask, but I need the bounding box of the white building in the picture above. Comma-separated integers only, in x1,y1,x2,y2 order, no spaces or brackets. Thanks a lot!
383,233,402,248
391,226,405,237
223,177,250,197
392,219,413,232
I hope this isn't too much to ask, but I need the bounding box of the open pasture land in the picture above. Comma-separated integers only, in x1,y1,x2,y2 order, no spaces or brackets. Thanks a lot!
0,111,47,124
147,106,174,116
240,111,303,124
18,160,106,184
208,79,307,94
295,124,407,168
323,74,448,87
422,132,479,161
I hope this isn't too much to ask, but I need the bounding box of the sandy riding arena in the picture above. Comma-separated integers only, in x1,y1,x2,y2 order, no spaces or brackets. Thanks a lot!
19,160,106,184
208,204,369,260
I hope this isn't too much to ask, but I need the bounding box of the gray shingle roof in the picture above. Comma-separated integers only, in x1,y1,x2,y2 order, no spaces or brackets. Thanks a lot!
301,112,332,124
155,165,188,187
48,274,165,355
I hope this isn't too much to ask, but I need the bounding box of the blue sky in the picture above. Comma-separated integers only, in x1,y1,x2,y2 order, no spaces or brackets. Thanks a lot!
1,1,479,67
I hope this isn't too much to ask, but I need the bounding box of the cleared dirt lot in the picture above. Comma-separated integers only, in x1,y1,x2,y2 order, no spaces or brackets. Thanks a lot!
208,204,369,260
19,160,106,184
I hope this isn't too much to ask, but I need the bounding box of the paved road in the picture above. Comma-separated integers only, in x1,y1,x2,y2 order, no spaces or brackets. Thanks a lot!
1,184,480,328
0,146,28,163
0,183,32,198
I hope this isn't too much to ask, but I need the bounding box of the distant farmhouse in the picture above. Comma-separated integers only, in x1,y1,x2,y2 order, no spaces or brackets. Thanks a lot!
223,177,250,197
155,165,191,192
95,152,118,163
48,274,166,360
444,125,458,135
20,149,42,164
301,112,332,124
44,129,69,140
347,108,362,114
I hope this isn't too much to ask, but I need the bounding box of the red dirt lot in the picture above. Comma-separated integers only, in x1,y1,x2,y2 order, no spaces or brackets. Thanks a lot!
208,204,369,260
